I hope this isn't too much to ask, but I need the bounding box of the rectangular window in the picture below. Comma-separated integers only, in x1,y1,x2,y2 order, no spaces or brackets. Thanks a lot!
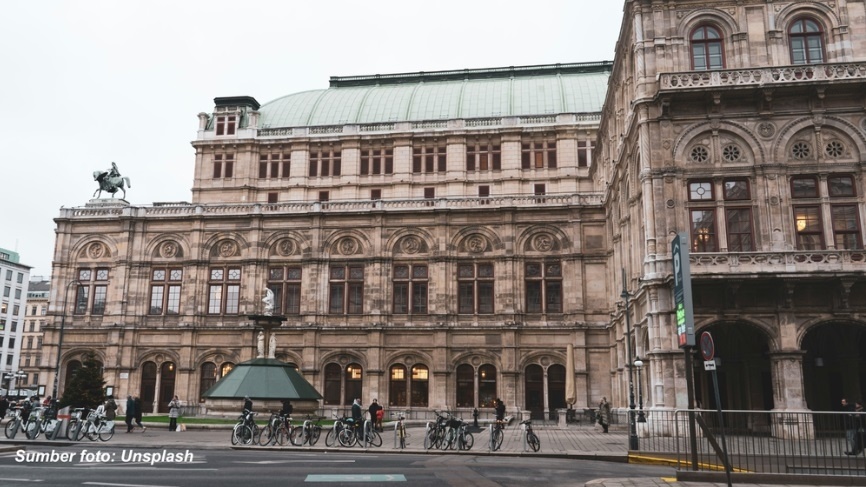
319,191,329,202
723,179,750,200
75,267,109,315
690,209,718,252
213,154,234,179
412,144,447,173
525,262,563,313
791,176,819,198
310,147,341,177
329,265,364,314
577,141,594,167
457,263,494,314
268,266,302,315
831,205,862,249
267,192,278,203
259,153,290,179
726,208,754,252
150,268,183,315
466,140,501,171
689,181,714,201
393,264,428,315
828,175,856,197
360,144,394,175
794,206,824,250
4,270,11,280
521,139,557,169
215,115,237,136
208,267,241,315
371,189,382,200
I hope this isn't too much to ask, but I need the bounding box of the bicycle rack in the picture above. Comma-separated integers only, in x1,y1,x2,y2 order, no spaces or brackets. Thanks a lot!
302,419,311,447
424,421,433,450
488,423,494,452
521,422,527,452
363,419,372,448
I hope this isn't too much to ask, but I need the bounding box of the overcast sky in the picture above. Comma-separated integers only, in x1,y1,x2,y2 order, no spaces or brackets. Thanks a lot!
0,0,625,278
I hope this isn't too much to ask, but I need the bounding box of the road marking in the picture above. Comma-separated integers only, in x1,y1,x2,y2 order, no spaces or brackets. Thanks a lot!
235,459,356,464
305,474,406,482
83,483,178,487
0,479,43,483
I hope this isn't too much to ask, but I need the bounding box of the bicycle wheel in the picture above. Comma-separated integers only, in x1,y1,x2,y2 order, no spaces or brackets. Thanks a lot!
99,424,115,442
87,423,99,441
309,426,322,446
65,420,78,440
290,426,305,446
366,429,382,448
440,429,455,450
325,425,340,447
423,428,437,449
338,427,356,447
491,428,503,451
258,425,274,446
527,432,540,452
5,419,19,439
74,421,88,441
275,425,291,446
238,425,254,445
461,431,474,450
26,420,40,440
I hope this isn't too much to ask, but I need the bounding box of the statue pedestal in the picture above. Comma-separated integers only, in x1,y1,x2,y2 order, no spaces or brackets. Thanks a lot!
86,198,130,207
248,315,286,359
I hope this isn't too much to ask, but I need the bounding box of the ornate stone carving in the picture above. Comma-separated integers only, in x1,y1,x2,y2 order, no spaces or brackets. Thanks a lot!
533,234,554,252
87,242,105,259
160,241,178,258
758,122,776,139
400,236,421,254
467,235,487,253
277,239,295,256
218,240,238,257
339,237,358,255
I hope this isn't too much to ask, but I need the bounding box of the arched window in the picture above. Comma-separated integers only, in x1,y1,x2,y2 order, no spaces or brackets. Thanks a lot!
323,363,342,405
524,364,544,412
200,362,216,401
691,25,724,70
478,364,497,408
220,362,234,377
410,365,429,407
345,363,363,404
547,364,566,410
789,18,825,64
456,364,474,407
389,365,407,407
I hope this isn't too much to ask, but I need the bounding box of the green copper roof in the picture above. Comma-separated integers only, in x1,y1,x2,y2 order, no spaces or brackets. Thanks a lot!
201,358,322,400
259,62,611,128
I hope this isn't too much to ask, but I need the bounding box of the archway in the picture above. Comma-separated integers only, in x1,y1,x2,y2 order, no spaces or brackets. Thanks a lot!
692,322,774,412
158,362,176,413
139,362,157,413
801,321,866,412
524,364,544,419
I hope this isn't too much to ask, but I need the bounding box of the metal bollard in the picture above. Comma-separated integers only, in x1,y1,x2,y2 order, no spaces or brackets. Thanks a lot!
393,420,400,449
302,419,311,447
488,423,494,452
331,420,340,448
363,419,372,448
522,421,527,452
424,421,432,450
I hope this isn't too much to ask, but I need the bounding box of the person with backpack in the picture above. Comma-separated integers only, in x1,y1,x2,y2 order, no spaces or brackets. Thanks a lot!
125,395,136,433
104,396,117,421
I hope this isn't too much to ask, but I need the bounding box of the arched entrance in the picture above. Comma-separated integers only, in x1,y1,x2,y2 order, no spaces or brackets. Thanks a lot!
801,321,866,411
158,362,176,413
139,362,157,413
692,322,774,411
524,364,544,419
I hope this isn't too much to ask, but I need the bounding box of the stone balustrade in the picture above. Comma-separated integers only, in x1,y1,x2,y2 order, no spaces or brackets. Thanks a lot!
690,249,866,273
658,62,866,91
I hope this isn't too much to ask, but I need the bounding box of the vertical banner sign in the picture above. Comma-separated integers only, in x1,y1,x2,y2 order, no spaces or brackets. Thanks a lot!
672,233,695,348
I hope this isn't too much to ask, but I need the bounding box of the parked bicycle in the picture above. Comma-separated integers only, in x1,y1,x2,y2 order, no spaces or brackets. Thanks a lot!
424,410,451,449
231,409,259,445
82,410,115,442
490,419,506,451
440,415,474,451
258,412,288,446
4,407,23,439
521,419,540,452
394,414,409,449
325,415,349,448
66,408,88,441
338,418,381,447
291,415,324,446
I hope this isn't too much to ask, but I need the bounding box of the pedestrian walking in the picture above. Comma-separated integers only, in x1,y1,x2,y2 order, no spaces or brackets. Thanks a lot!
368,399,383,431
133,396,146,432
125,395,136,433
168,395,181,432
598,397,611,433
104,396,117,420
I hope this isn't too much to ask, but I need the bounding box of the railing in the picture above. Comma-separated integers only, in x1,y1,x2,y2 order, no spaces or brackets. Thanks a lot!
61,193,605,219
632,409,865,478
690,250,866,273
659,62,866,91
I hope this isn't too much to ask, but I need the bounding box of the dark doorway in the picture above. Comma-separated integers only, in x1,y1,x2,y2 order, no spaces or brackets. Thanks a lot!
525,364,544,419
139,362,157,413
158,362,176,413
802,322,866,412
548,364,567,411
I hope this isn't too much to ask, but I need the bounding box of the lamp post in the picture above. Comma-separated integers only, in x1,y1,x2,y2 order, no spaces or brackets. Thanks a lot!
634,357,646,423
621,268,638,451
52,279,81,401
3,370,27,398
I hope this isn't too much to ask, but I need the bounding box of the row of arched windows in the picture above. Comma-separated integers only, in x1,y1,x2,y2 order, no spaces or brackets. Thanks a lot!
691,18,826,70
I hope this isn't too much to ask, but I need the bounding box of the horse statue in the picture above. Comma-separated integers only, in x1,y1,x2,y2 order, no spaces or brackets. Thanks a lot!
92,162,132,199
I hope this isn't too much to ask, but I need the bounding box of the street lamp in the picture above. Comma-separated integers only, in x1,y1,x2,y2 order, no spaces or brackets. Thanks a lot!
634,357,646,423
621,268,638,451
3,370,27,397
52,279,81,401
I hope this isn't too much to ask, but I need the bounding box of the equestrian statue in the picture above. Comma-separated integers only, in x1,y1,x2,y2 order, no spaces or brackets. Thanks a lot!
93,162,132,199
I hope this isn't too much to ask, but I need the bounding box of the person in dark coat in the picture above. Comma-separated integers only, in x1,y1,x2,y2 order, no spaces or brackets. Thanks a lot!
368,399,383,431
125,395,136,433
0,395,9,420
133,396,146,431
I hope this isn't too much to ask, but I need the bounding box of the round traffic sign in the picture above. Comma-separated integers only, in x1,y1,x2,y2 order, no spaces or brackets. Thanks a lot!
700,331,715,361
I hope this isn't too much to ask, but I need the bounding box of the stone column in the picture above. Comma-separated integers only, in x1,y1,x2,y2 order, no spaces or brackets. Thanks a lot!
769,350,814,440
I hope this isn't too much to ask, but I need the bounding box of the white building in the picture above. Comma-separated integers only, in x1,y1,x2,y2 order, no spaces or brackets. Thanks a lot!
0,247,32,398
